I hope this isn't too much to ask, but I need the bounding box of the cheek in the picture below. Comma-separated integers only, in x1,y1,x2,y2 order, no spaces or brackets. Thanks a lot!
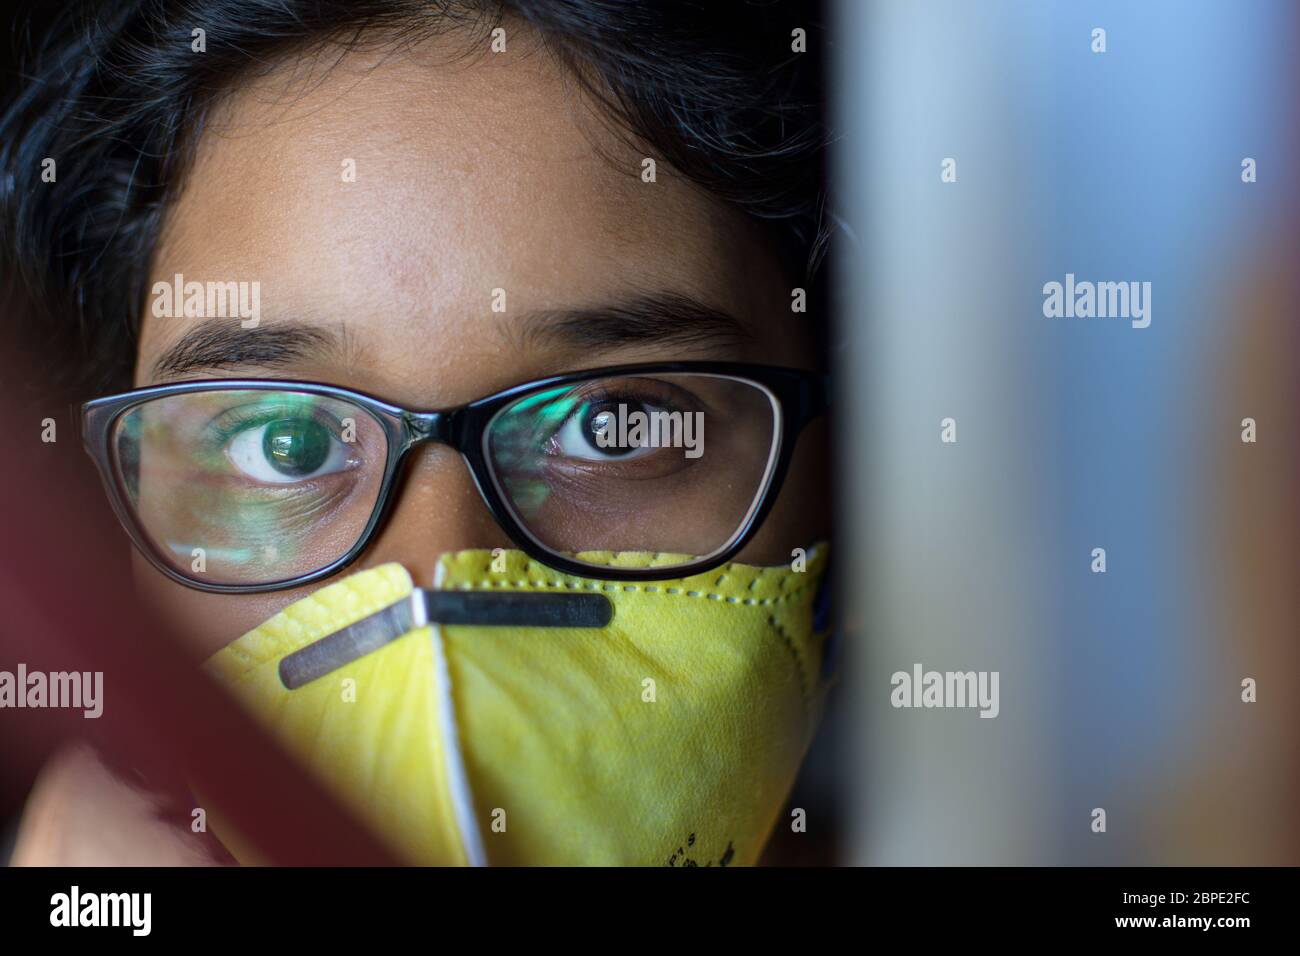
130,549,308,658
734,418,831,565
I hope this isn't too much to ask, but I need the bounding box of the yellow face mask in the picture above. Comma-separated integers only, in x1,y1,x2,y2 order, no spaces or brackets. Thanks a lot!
203,545,831,866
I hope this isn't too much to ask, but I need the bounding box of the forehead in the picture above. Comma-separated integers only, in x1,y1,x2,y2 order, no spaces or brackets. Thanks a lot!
140,29,786,396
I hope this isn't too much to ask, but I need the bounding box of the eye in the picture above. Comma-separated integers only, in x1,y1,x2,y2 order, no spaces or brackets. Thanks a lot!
226,417,352,483
552,400,663,461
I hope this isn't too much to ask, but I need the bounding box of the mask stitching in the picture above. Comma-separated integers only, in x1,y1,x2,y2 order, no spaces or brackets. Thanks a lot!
766,613,812,711
447,576,820,607
444,563,821,709
448,554,826,601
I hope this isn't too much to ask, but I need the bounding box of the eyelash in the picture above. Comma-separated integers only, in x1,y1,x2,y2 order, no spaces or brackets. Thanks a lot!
207,404,339,440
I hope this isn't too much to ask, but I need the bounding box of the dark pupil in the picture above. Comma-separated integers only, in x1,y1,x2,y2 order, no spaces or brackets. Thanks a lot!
262,418,330,476
584,401,646,456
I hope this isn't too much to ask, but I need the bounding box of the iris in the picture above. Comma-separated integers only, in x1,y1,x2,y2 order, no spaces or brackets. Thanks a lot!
262,418,331,476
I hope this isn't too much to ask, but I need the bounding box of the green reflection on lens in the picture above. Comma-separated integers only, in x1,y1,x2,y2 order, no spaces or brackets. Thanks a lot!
176,392,337,576
191,392,321,469
491,386,587,520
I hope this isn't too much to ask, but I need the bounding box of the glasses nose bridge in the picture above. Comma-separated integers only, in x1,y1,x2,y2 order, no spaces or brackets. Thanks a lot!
399,409,456,451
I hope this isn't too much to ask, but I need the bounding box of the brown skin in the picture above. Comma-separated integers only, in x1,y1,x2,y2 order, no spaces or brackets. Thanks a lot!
135,33,827,655
17,28,827,863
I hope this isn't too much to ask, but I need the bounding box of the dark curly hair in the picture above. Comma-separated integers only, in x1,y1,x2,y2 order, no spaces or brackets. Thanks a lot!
0,0,829,400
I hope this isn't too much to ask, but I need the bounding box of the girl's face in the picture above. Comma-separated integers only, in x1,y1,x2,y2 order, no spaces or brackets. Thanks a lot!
132,35,828,656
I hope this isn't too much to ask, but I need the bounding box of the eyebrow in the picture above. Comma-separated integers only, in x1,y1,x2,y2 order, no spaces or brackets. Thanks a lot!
512,292,751,353
151,323,341,380
149,292,751,380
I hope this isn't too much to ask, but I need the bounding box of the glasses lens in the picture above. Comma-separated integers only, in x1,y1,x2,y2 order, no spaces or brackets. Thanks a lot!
112,389,388,587
485,373,779,570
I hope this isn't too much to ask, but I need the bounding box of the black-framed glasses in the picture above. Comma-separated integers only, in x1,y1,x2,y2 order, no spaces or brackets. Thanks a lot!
81,362,827,593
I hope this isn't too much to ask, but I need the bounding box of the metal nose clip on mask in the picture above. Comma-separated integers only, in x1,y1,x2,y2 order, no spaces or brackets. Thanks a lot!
204,546,831,867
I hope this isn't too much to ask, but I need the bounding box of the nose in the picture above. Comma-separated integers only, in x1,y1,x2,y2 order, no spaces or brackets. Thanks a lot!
356,443,512,586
